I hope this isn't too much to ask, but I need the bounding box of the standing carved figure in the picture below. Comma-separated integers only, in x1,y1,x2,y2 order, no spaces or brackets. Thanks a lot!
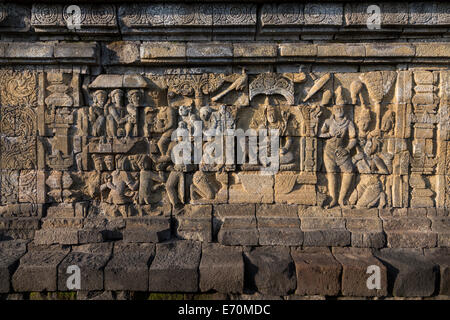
106,89,126,137
89,90,107,137
319,104,357,208
125,89,142,137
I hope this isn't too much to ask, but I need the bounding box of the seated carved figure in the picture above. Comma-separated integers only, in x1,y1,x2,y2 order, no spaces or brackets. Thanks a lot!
350,137,388,208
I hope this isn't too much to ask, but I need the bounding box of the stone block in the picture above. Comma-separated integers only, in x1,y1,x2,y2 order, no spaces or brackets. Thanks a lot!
177,205,212,242
415,43,450,57
140,42,186,60
365,44,415,57
303,230,351,247
103,41,139,64
291,247,341,296
105,242,155,292
317,44,365,57
215,204,258,246
148,241,201,292
351,232,386,249
257,204,303,246
199,243,243,294
123,216,171,243
5,42,53,59
33,229,79,245
424,248,450,296
383,217,432,232
279,44,317,57
374,249,438,297
0,240,28,293
187,43,233,58
54,42,98,60
12,244,69,292
386,231,437,248
58,243,112,291
233,43,277,58
244,246,296,295
332,247,388,297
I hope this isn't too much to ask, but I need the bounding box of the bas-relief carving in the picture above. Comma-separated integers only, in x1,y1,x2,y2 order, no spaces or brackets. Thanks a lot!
1,68,449,225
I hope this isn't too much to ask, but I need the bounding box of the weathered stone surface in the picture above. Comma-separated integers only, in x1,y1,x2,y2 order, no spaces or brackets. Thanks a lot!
0,240,28,293
215,204,258,246
177,205,212,242
244,246,296,295
386,232,437,248
303,230,351,247
256,204,303,246
332,247,388,297
33,229,79,245
105,242,155,291
57,243,112,291
148,241,201,292
123,217,171,243
12,244,69,292
424,248,450,296
291,247,341,296
374,249,438,297
199,243,243,294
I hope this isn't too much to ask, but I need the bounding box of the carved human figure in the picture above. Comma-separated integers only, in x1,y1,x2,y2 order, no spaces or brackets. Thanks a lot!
100,155,138,206
86,154,104,199
350,138,388,208
166,164,185,213
199,106,213,130
136,155,165,205
210,104,235,133
104,155,115,171
319,104,357,207
89,90,107,136
178,104,198,135
154,106,177,158
106,89,126,137
125,89,142,137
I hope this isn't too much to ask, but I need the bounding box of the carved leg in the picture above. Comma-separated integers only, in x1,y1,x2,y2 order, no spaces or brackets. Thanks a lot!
327,172,338,208
339,173,353,206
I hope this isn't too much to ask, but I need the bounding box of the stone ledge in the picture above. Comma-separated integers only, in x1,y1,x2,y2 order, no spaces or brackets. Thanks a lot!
1,240,449,299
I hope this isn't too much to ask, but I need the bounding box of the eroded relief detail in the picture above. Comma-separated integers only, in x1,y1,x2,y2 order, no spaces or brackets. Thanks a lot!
0,67,448,244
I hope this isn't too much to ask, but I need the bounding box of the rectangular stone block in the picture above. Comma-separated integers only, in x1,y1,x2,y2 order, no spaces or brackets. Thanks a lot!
332,247,388,297
12,244,69,292
257,204,302,246
33,229,79,245
346,218,383,232
199,243,243,294
233,43,277,58
123,217,171,243
375,249,438,297
140,42,186,60
187,43,233,58
244,246,296,296
424,248,450,296
105,242,155,292
387,231,437,248
383,217,432,232
148,241,201,292
54,43,98,59
58,243,112,291
291,247,341,296
301,217,346,230
317,44,365,57
351,232,386,249
303,229,351,247
215,204,258,246
5,42,53,59
279,44,317,57
0,240,28,293
415,43,450,57
177,205,212,242
365,44,415,57
298,206,342,217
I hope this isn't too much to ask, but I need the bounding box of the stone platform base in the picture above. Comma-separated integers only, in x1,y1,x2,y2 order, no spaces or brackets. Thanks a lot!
1,239,448,300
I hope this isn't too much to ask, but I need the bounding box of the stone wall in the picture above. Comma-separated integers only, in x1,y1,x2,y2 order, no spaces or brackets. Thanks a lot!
0,2,449,300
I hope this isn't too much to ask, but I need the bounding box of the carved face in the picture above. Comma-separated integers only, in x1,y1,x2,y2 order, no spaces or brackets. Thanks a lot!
332,105,344,118
104,155,115,171
93,156,104,171
200,107,211,122
111,90,123,106
179,105,190,117
93,90,107,107
127,90,141,106
266,106,277,124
